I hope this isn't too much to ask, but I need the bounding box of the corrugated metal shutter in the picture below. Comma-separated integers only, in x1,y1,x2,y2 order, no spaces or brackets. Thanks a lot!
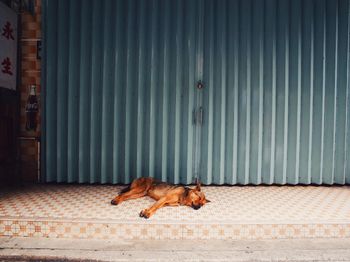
43,0,203,184
198,0,350,185
42,0,350,185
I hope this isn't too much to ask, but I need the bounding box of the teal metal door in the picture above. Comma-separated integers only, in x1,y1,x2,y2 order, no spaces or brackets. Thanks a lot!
198,0,350,185
43,0,203,184
43,0,350,184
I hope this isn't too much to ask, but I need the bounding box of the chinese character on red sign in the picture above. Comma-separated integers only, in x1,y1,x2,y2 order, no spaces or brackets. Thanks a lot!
2,21,14,40
1,57,13,75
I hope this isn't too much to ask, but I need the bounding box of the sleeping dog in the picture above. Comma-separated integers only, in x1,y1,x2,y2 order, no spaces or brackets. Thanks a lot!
111,177,210,218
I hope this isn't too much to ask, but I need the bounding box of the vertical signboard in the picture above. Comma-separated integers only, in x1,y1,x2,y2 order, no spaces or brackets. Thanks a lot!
0,2,17,91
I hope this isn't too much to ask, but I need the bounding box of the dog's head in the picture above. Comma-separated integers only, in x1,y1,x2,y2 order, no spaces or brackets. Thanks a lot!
185,180,210,210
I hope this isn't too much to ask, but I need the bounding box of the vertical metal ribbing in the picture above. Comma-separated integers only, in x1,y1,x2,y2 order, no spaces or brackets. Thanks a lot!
345,0,350,184
320,0,326,184
148,0,158,179
321,0,337,185
78,0,92,183
67,0,75,182
250,0,263,185
89,0,103,183
44,0,58,182
181,1,197,184
153,0,165,182
262,0,276,185
183,0,196,184
193,0,204,184
41,0,47,182
173,0,183,184
140,2,151,179
322,1,338,184
334,0,348,184
237,0,247,184
112,0,125,184
257,0,264,185
244,0,251,185
322,0,339,185
218,0,227,184
124,0,136,184
67,0,81,183
295,0,302,185
185,0,196,184
287,0,301,185
100,0,115,183
270,0,277,184
307,0,314,184
161,0,170,182
331,0,339,184
310,0,325,184
136,0,146,179
204,0,215,185
282,0,289,184
274,0,284,184
56,0,69,183
231,0,239,185
209,0,215,185
165,1,176,183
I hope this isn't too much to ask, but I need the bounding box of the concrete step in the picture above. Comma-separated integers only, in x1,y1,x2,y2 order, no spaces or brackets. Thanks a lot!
1,184,350,240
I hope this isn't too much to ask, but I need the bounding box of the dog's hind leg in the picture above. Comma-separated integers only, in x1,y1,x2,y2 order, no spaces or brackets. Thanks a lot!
111,177,154,205
111,188,147,205
118,185,131,195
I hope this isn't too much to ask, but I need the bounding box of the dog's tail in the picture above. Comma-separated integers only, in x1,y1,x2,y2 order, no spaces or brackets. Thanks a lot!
119,185,131,195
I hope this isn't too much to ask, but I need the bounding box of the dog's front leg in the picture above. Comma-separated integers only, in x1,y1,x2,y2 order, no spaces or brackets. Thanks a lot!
139,196,178,219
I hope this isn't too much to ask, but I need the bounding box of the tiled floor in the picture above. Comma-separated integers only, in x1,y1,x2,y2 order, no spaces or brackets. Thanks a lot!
1,184,350,239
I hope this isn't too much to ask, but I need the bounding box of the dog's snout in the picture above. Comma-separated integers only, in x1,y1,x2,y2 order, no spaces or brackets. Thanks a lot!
192,204,201,210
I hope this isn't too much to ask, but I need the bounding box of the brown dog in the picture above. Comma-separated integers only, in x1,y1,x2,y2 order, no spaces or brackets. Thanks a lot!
111,177,210,218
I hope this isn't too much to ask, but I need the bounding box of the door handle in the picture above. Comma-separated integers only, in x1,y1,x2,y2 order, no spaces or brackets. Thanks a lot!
193,107,203,126
198,107,203,126
193,109,197,125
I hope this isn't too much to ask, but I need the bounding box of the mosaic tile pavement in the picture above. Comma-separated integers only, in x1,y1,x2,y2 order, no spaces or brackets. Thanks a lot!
1,184,350,240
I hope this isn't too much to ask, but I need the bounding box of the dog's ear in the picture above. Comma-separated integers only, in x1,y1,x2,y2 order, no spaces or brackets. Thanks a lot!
195,178,201,191
205,199,211,203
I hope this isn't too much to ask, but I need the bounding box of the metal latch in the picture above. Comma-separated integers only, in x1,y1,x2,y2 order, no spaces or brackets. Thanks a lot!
193,107,204,126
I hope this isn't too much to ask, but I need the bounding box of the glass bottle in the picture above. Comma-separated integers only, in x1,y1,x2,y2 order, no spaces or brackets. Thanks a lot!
25,85,39,131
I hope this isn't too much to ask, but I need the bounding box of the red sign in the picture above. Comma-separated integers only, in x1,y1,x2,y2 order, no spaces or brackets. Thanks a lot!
2,21,14,40
1,57,13,75
0,2,17,90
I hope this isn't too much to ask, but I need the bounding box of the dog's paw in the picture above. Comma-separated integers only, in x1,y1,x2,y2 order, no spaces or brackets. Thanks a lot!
139,210,150,219
111,199,118,205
